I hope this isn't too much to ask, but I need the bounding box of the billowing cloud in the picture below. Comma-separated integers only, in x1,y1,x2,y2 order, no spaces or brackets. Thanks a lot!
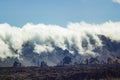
0,21,120,59
112,0,120,4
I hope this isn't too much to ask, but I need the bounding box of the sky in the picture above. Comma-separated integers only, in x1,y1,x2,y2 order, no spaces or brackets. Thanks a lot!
0,0,120,27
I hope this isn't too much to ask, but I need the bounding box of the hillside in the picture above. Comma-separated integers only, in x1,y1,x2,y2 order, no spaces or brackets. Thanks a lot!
0,64,120,80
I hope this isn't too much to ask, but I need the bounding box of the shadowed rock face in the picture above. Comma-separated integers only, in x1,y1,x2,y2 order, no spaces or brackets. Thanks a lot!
13,61,21,67
0,35,120,67
57,56,72,66
63,56,72,64
40,61,48,67
100,35,120,52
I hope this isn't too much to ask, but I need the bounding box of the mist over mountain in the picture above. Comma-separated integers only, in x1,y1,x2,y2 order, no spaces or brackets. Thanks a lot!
0,21,120,66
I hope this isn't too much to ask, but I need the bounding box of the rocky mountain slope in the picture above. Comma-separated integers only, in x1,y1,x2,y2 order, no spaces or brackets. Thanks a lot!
0,35,120,67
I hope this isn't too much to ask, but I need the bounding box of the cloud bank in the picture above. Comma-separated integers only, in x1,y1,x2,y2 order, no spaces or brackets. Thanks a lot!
0,21,120,59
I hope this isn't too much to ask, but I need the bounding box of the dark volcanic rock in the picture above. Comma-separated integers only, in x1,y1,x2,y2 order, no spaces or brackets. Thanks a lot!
0,65,120,80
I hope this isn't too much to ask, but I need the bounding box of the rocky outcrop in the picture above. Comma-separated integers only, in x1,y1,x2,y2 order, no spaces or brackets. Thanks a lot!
13,61,22,67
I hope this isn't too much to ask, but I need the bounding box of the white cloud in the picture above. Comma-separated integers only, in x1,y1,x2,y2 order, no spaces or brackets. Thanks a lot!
0,21,120,59
112,0,120,4
33,43,54,54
